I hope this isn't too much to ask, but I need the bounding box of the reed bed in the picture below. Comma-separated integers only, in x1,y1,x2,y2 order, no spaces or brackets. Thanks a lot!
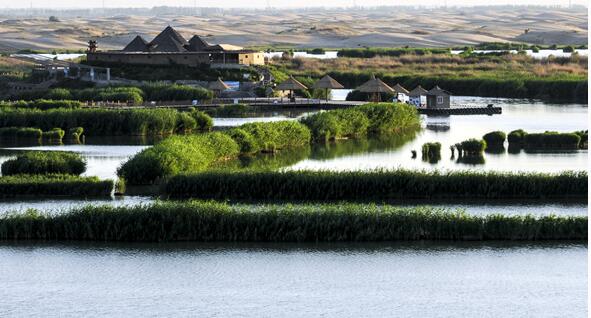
164,170,587,201
301,103,420,141
0,127,43,140
507,130,584,149
482,131,506,147
0,108,212,136
2,151,86,176
0,201,585,241
0,174,113,198
118,132,240,185
0,99,83,110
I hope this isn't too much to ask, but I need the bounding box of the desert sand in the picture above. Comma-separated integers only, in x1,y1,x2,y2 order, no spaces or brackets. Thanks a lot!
0,6,587,52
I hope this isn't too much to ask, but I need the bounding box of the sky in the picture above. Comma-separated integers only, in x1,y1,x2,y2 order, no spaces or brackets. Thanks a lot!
0,0,585,9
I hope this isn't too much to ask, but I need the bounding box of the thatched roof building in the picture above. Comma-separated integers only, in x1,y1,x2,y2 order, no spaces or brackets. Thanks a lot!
409,85,428,97
312,75,344,89
357,75,394,94
276,76,308,91
392,83,410,95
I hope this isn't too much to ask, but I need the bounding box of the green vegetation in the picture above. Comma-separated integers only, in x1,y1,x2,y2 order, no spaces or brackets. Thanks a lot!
68,127,84,142
459,139,486,156
164,170,586,201
230,121,311,153
0,108,212,136
482,131,506,149
0,174,112,198
117,132,241,185
8,84,213,105
0,99,83,110
508,129,527,145
301,108,370,141
523,132,581,149
421,142,441,163
1,151,86,176
41,128,65,141
0,127,42,140
0,201,585,241
118,104,419,184
118,120,310,185
506,130,585,150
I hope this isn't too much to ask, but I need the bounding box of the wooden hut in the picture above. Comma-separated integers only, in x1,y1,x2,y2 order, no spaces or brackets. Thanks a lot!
426,86,451,109
357,75,394,102
276,76,308,101
312,75,344,101
392,83,410,102
409,85,428,107
208,78,230,98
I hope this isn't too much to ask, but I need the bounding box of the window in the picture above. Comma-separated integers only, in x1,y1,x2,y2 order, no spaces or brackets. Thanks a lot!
437,96,444,104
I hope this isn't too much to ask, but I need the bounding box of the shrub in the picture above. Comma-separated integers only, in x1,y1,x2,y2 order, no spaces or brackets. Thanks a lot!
302,108,371,141
117,132,240,185
524,132,581,149
0,108,208,136
508,129,527,145
421,142,441,163
237,121,311,153
164,170,587,201
460,139,486,155
68,127,84,141
142,83,213,101
227,128,258,153
0,127,42,140
41,128,65,141
482,131,506,146
175,112,197,133
45,88,72,100
189,110,213,132
356,103,421,134
0,174,112,198
0,201,585,241
1,151,86,176
574,130,587,149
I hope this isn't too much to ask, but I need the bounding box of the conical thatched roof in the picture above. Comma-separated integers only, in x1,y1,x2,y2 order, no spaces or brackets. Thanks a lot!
312,75,344,89
149,26,188,52
276,76,308,91
208,78,230,91
357,75,394,93
427,85,451,96
392,83,410,94
123,35,149,52
409,85,428,97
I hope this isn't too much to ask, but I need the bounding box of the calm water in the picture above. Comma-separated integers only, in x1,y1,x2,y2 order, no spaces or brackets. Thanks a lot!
0,97,587,178
0,242,586,317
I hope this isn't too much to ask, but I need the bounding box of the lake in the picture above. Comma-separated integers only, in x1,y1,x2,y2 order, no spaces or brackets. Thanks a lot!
0,241,586,317
1,96,585,177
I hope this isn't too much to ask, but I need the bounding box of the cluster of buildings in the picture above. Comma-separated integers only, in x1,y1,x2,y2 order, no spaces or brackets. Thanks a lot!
87,26,265,68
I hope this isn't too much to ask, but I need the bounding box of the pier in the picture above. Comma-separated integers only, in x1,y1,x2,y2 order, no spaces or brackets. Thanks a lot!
83,98,502,115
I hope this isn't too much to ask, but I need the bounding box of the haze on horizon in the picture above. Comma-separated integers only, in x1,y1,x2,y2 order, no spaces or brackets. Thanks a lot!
0,0,586,9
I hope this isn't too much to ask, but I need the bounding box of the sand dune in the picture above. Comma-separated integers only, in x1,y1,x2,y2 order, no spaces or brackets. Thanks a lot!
0,6,586,51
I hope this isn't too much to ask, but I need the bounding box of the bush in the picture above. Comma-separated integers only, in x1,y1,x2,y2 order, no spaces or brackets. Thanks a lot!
421,142,441,163
45,88,72,100
174,112,197,133
356,103,421,134
0,201,585,241
142,83,213,101
0,108,209,136
237,121,311,153
0,99,83,110
226,128,258,153
301,108,370,141
574,130,587,149
164,170,587,201
74,86,144,104
0,127,42,140
117,132,240,185
1,151,86,176
0,174,112,198
68,127,84,141
482,131,506,147
188,110,213,132
41,128,65,141
508,129,527,145
524,132,581,149
460,139,486,155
